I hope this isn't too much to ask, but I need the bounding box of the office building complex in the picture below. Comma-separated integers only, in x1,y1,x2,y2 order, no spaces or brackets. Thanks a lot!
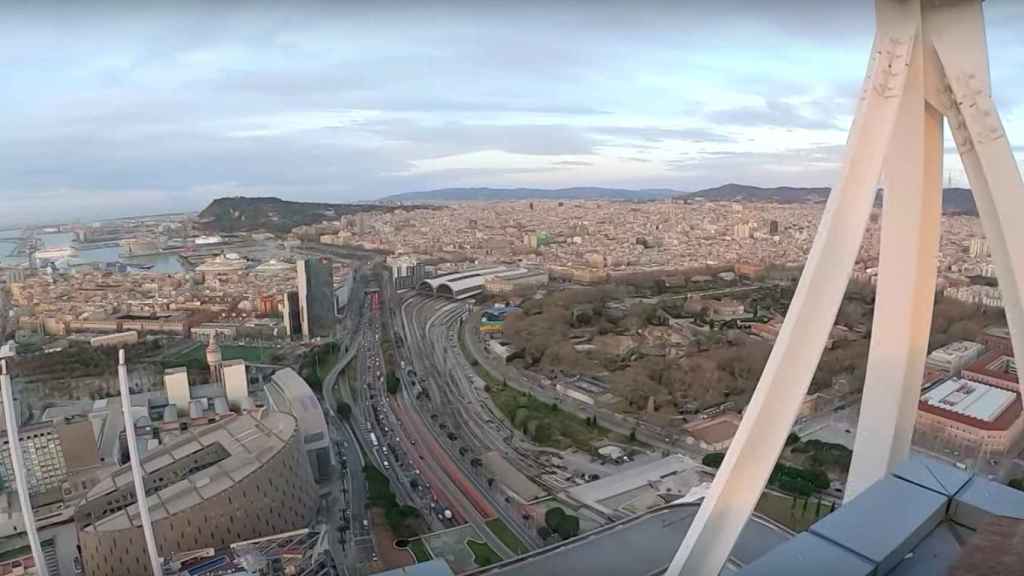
76,411,317,576
962,351,1018,391
924,341,986,376
296,258,333,340
914,377,1024,458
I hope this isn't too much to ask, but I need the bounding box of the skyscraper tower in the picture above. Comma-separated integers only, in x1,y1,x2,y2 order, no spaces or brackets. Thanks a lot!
206,333,224,384
296,258,334,340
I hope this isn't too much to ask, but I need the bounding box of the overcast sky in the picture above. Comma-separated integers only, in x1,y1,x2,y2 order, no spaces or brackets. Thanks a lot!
3,1,1024,224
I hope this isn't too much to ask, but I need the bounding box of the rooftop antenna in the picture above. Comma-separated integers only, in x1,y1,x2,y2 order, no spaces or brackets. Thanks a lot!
118,349,163,575
1,360,48,576
668,1,1024,574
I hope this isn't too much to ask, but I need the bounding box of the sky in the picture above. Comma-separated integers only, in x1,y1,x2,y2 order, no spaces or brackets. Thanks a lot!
3,0,1024,224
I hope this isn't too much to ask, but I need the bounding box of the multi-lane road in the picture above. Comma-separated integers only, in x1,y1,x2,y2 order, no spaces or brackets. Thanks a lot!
396,293,542,550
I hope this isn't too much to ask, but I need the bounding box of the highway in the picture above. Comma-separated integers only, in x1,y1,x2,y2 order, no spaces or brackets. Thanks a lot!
395,292,544,551
324,272,482,573
321,270,372,575
387,285,534,558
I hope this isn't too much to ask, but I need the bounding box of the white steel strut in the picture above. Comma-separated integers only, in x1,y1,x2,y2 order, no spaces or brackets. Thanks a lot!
0,360,48,576
666,1,1024,574
118,350,163,575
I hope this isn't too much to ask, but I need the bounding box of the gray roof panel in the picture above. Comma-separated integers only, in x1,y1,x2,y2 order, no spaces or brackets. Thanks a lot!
810,476,946,574
892,455,972,497
951,476,1024,529
736,532,875,576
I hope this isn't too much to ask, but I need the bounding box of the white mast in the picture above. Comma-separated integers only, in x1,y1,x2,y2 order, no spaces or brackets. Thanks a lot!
1,360,48,576
118,349,163,575
667,1,1024,574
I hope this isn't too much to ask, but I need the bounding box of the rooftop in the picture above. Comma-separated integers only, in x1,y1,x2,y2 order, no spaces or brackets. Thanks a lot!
920,377,1017,424
567,455,701,516
963,352,1018,384
928,341,985,360
78,411,296,532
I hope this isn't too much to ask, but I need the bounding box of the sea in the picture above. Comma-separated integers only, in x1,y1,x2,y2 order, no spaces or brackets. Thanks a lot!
0,229,185,273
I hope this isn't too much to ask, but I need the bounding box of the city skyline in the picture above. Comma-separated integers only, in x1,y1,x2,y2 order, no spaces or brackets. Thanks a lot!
4,0,1024,224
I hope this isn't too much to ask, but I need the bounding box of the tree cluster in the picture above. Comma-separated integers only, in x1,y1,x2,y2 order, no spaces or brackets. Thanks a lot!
386,372,401,395
364,464,421,538
702,453,829,497
543,507,580,541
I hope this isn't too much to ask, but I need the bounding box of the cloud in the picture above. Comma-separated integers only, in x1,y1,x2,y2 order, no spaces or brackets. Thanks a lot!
705,100,842,130
592,126,733,143
1,0,1022,224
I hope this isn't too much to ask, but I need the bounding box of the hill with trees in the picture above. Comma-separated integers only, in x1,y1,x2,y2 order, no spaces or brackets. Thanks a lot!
196,196,411,234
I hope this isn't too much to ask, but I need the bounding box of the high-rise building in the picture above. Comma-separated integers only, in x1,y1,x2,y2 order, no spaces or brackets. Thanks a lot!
969,237,990,258
282,290,301,338
223,359,250,410
164,367,191,416
769,220,780,235
296,258,334,340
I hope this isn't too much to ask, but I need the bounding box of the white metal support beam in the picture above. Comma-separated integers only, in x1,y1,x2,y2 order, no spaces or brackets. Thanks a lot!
929,2,1024,403
846,11,943,500
669,0,1024,573
664,2,918,573
0,360,48,576
118,350,163,576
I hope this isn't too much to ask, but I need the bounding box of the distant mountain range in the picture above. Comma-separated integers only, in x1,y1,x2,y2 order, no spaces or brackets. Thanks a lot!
197,197,409,234
382,184,978,215
381,186,677,202
685,183,977,215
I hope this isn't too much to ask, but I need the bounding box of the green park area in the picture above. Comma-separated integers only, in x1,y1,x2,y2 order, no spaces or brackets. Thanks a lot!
487,380,607,451
407,539,432,562
755,490,835,532
162,342,279,367
466,539,502,568
485,518,529,555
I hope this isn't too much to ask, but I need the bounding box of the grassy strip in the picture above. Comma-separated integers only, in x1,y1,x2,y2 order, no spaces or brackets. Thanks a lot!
487,382,606,452
317,346,340,382
461,327,609,452
466,539,502,567
754,490,835,532
485,518,529,555
164,343,277,366
408,539,432,562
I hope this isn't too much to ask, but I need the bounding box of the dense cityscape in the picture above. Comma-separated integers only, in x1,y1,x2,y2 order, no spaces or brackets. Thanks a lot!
3,0,1024,575
0,184,1019,576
